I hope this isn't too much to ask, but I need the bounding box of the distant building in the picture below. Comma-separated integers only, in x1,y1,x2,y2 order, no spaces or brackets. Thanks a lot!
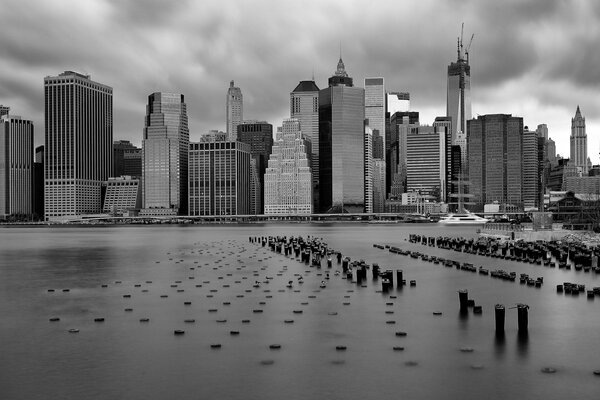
0,105,9,118
387,111,419,197
364,125,373,214
365,77,385,157
563,176,600,195
523,127,541,210
570,106,588,175
33,145,44,218
237,121,273,214
44,71,113,221
468,114,524,210
263,118,312,215
372,159,386,213
141,92,189,216
318,57,365,213
113,140,142,178
188,141,250,216
291,80,320,212
547,159,569,191
0,115,34,219
447,35,472,144
226,81,243,141
102,176,141,215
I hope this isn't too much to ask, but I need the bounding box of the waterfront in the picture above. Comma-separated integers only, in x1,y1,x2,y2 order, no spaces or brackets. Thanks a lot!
1,224,599,399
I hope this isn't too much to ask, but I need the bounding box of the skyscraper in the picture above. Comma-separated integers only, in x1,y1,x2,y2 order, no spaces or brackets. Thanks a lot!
468,114,524,210
365,77,385,157
523,127,540,210
33,145,44,218
263,118,312,215
319,57,365,213
570,106,587,174
226,81,243,141
44,71,113,220
237,121,273,214
113,140,142,178
447,34,472,144
1,114,34,219
372,159,386,213
290,80,320,212
188,140,250,216
141,92,189,216
364,125,373,213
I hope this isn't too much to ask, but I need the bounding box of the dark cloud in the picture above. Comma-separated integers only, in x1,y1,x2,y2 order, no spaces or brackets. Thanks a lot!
0,0,598,160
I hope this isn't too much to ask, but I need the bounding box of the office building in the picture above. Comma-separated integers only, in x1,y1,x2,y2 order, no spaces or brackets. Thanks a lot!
291,80,320,212
263,118,312,215
319,57,365,213
447,35,472,144
372,158,386,213
237,121,273,214
523,128,541,210
141,92,189,216
189,140,250,216
0,105,9,118
570,106,587,174
468,114,524,210
33,145,44,218
546,138,557,166
102,176,141,215
364,125,373,213
0,115,34,219
113,140,142,178
365,77,385,157
44,71,113,220
226,81,243,141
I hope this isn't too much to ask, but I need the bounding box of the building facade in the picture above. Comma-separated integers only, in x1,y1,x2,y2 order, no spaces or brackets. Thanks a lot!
226,81,243,141
522,128,540,210
0,115,34,219
290,80,320,212
447,42,472,144
44,71,113,220
141,92,189,216
102,176,141,215
237,121,273,214
33,145,44,218
372,158,386,213
570,106,587,175
318,57,365,213
263,118,312,215
364,125,373,213
365,78,385,158
467,114,524,210
113,140,142,178
189,141,250,216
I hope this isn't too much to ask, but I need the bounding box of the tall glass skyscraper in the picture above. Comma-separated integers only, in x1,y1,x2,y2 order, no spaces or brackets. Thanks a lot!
44,71,113,221
1,114,34,218
291,80,320,212
365,77,385,157
141,92,189,215
226,81,243,141
570,106,587,174
319,57,365,213
447,42,472,145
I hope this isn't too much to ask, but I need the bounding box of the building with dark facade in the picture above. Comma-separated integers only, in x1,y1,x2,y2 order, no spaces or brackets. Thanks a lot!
237,121,273,214
44,71,113,220
113,140,142,178
141,92,189,216
188,141,250,216
318,57,365,213
467,114,524,210
1,115,34,219
33,145,44,218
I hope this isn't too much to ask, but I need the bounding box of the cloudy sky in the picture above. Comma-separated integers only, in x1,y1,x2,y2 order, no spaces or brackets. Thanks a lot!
1,0,599,161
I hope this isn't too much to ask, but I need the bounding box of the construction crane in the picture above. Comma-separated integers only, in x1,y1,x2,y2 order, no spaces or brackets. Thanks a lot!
465,33,475,63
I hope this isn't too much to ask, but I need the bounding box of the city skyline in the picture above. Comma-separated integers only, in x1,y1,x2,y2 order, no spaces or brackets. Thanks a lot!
1,0,599,162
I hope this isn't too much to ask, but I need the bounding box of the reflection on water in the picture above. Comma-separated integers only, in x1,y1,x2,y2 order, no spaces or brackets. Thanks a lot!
0,224,599,400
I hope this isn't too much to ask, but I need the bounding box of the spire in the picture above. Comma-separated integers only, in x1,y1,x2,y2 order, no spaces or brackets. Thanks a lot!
575,105,582,118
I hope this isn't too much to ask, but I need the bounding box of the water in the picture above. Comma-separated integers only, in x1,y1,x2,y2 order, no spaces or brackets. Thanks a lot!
1,223,599,399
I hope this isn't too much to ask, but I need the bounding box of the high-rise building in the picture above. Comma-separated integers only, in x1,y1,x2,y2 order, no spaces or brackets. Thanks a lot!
188,140,250,216
291,80,320,212
141,92,189,216
468,114,524,210
387,112,419,198
372,159,386,213
523,127,540,210
263,118,312,215
318,57,365,213
237,121,273,214
404,125,449,202
33,145,44,218
226,81,243,141
0,105,9,118
447,36,472,144
570,106,587,175
546,138,557,166
365,77,385,157
1,115,34,219
44,71,113,220
113,140,142,178
364,125,373,214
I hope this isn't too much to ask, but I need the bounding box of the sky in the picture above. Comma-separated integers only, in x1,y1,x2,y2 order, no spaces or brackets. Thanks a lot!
1,0,599,161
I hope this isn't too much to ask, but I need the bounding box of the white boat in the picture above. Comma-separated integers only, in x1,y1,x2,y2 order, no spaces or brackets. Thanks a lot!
438,212,489,225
